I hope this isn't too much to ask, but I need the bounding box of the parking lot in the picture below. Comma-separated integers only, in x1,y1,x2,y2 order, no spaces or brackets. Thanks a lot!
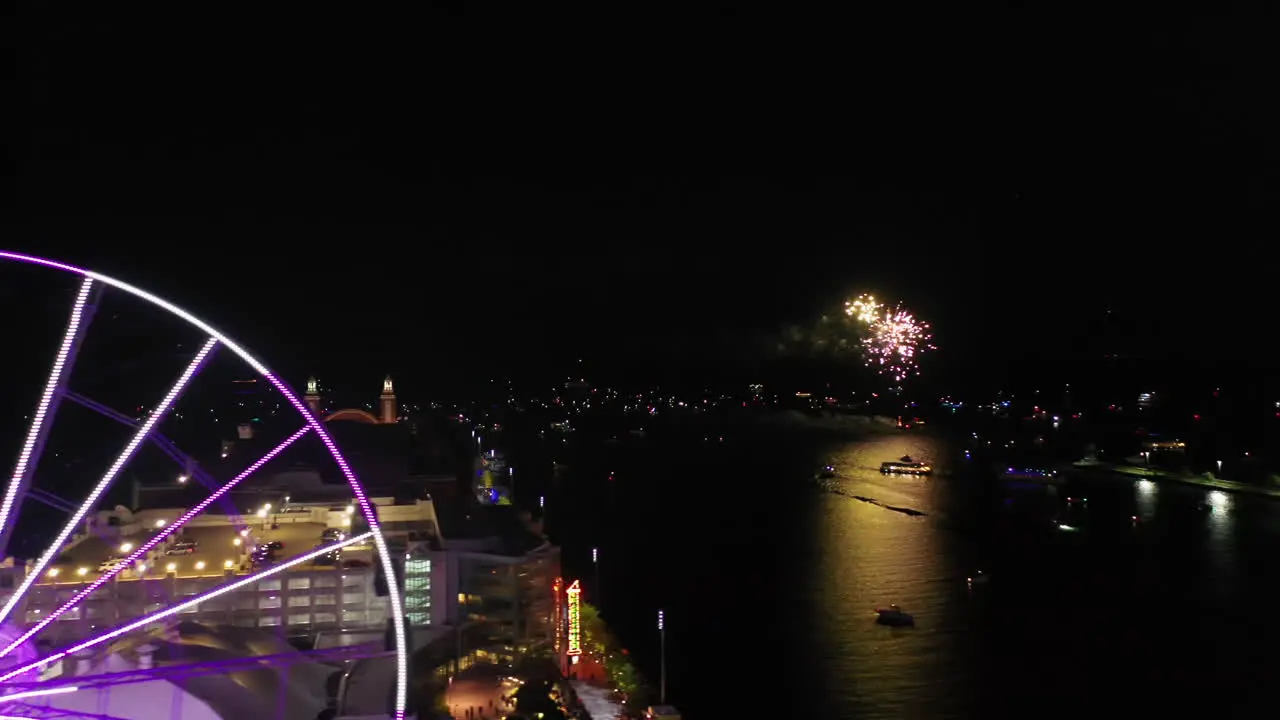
41,521,353,583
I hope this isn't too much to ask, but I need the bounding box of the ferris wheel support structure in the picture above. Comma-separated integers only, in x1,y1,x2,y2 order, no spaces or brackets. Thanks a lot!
0,251,410,720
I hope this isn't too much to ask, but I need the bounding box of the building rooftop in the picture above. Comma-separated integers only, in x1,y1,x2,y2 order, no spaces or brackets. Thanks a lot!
433,503,547,555
134,418,461,510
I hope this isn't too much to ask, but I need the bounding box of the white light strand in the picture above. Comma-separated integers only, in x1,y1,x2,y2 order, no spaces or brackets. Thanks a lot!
0,534,372,683
0,685,79,703
0,279,94,547
0,337,217,627
0,252,408,719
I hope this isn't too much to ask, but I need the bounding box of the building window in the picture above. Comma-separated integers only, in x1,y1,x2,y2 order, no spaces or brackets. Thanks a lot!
259,596,282,609
287,596,310,608
288,578,311,590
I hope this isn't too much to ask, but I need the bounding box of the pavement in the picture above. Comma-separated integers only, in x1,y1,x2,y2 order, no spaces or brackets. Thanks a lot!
573,681,625,720
444,675,520,719
39,521,342,584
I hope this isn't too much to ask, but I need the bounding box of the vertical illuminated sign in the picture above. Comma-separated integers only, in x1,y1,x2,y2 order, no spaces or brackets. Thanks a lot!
553,577,563,655
566,579,582,656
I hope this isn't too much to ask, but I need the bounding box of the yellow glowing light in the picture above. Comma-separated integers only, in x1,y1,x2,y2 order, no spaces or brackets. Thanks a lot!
844,293,882,324
566,579,582,656
194,561,206,571
76,567,88,576
165,562,177,572
223,559,235,570
46,569,59,578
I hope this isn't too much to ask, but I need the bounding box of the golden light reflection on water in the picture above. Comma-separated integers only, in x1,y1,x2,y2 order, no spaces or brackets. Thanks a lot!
811,432,974,717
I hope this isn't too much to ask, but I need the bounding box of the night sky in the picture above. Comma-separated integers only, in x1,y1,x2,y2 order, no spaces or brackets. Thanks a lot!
4,14,1274,396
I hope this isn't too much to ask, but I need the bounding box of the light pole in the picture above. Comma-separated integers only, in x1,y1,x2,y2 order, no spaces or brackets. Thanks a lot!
1217,459,1223,478
657,608,666,704
592,547,601,607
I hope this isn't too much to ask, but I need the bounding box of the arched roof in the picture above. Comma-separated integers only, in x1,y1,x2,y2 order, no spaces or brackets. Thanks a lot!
324,408,381,424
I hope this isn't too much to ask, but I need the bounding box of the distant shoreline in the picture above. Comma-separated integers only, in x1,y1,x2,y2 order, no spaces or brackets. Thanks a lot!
1068,462,1280,500
743,410,907,436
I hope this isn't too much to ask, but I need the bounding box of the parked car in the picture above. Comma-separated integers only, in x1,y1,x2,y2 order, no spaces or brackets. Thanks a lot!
165,541,198,555
97,559,127,573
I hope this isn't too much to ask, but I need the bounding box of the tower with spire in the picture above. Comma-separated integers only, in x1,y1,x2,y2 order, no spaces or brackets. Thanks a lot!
305,376,321,414
380,375,397,424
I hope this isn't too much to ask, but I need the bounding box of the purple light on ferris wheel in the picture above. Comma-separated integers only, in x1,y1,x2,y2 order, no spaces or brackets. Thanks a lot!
0,278,94,550
0,532,373,684
261,373,410,719
0,251,410,720
0,426,313,658
0,337,218,628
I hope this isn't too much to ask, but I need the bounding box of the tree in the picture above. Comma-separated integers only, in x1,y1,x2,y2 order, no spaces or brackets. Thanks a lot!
513,652,562,683
514,681,568,720
579,601,613,656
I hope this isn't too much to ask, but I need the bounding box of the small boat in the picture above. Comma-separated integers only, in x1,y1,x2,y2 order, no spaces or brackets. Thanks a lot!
967,570,990,585
816,465,837,479
875,604,915,626
881,461,932,475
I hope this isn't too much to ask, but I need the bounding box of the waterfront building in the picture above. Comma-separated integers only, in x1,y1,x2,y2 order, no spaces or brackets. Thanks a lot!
1,495,560,663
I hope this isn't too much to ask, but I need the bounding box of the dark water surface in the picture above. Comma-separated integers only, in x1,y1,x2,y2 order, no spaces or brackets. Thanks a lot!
544,428,1280,718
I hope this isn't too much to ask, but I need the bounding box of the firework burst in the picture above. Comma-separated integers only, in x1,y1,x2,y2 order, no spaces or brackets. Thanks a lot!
846,294,935,382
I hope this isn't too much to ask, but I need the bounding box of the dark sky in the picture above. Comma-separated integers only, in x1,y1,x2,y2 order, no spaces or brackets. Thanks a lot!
4,12,1275,395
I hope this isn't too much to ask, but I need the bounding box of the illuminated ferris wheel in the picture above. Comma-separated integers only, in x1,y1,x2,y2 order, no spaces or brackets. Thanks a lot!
0,251,408,719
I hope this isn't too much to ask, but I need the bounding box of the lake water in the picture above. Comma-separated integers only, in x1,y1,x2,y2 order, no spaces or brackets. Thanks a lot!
545,426,1280,718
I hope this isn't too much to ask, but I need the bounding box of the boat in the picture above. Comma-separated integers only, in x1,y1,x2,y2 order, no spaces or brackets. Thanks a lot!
967,570,990,585
816,465,837,479
899,455,914,462
875,604,915,626
881,460,932,475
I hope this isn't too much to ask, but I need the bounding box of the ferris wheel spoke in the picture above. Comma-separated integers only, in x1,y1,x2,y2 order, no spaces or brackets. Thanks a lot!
0,532,373,684
0,425,311,658
0,278,100,559
0,338,218,629
61,391,251,529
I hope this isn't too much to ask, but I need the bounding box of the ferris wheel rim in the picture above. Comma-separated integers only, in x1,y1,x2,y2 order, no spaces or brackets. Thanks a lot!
0,250,409,719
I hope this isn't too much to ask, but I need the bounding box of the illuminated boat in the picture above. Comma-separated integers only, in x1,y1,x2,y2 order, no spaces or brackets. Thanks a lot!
816,465,837,479
875,604,915,626
880,460,932,475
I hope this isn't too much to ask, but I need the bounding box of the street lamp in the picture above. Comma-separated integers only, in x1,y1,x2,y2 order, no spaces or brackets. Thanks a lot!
1217,459,1223,478
592,547,601,607
658,608,666,704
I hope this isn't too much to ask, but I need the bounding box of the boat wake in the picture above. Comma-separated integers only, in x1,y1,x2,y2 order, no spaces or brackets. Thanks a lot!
807,478,927,517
